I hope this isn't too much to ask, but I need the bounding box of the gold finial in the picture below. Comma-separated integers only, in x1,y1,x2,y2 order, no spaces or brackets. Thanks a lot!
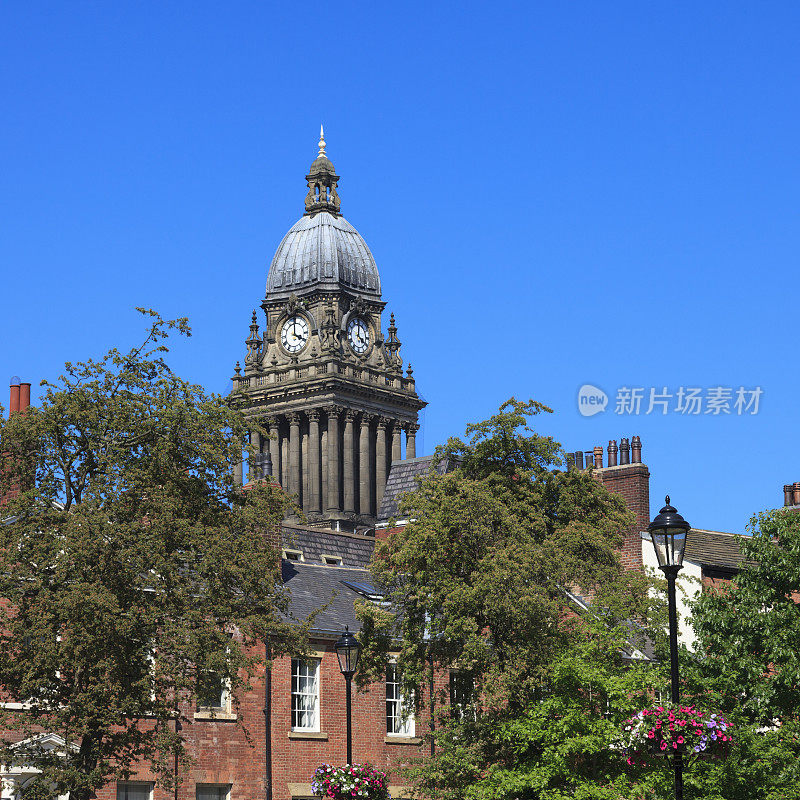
318,124,326,158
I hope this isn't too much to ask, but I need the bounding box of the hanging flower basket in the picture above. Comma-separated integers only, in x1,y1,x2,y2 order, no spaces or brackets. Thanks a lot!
311,764,390,800
622,705,733,767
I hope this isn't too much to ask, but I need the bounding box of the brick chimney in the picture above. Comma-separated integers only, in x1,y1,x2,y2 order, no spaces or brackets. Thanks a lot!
9,377,20,416
592,436,650,571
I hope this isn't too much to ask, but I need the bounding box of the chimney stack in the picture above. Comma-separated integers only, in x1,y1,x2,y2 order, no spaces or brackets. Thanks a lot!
9,377,20,416
631,435,642,464
574,451,584,470
784,485,795,507
593,445,603,469
794,482,800,507
607,440,618,467
619,437,630,465
19,382,31,414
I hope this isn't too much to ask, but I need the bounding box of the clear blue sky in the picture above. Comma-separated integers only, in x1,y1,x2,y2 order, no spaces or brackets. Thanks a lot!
2,2,798,533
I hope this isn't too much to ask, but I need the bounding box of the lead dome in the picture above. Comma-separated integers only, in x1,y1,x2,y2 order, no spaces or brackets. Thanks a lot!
265,129,381,301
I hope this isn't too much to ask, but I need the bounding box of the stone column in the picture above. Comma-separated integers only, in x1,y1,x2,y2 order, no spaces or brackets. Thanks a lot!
249,430,261,483
308,410,321,513
359,413,373,516
301,427,309,513
391,421,402,463
326,406,341,512
281,432,290,489
289,412,301,503
406,423,419,459
321,428,328,507
376,419,389,514
267,417,281,486
343,410,357,513
233,434,243,486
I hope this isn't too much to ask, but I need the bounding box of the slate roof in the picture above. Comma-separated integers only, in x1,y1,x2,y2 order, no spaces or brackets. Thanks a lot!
266,211,381,301
281,524,375,568
684,528,750,570
377,455,457,522
281,562,380,635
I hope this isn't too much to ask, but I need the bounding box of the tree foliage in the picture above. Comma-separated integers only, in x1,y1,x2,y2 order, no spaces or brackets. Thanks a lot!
0,310,301,800
357,399,658,799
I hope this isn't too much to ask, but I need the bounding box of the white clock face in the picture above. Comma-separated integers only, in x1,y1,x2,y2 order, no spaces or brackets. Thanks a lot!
280,316,309,353
347,318,370,354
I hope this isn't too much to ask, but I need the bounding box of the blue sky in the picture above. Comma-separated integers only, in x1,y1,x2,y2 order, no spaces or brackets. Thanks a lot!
2,2,798,533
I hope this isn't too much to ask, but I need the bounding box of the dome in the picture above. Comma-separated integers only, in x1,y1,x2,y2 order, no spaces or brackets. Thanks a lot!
265,211,382,300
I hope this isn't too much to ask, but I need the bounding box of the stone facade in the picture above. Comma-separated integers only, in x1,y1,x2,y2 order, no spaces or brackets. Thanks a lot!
231,132,424,530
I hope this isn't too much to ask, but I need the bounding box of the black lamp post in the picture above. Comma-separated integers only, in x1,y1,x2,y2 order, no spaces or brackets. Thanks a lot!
335,626,361,765
648,496,691,800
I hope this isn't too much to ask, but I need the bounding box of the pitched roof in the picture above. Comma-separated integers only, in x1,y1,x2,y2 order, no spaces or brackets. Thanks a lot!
281,562,380,635
377,455,457,522
684,528,750,570
281,524,375,568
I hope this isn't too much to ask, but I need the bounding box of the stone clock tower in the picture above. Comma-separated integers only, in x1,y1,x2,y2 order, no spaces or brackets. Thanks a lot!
231,130,425,530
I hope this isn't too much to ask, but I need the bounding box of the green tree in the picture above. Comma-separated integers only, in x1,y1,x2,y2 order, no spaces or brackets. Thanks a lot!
0,310,301,800
357,399,659,799
681,508,800,798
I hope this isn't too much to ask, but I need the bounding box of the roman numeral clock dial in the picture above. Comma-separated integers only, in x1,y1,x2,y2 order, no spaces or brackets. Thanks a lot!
280,316,309,353
347,318,370,354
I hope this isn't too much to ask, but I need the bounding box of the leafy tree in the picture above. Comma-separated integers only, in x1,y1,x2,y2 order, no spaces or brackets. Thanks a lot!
681,507,800,798
0,310,301,800
357,399,659,799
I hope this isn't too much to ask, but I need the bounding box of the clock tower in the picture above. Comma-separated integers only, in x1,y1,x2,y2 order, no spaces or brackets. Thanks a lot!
231,129,425,530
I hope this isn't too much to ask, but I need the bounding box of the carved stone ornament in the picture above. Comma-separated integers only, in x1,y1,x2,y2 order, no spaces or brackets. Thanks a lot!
349,297,369,318
284,294,305,316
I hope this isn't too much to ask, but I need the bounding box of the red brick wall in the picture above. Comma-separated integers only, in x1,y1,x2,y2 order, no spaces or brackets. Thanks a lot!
82,639,434,800
595,464,650,571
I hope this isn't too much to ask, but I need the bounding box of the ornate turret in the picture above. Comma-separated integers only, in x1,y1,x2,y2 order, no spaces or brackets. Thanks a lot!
304,126,341,216
231,131,425,531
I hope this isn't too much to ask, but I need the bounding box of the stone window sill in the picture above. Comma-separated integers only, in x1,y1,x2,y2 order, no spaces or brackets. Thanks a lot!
194,710,237,722
288,730,329,740
384,735,421,745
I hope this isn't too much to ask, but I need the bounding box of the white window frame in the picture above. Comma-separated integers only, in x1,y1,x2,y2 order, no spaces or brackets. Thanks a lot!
282,548,304,562
321,554,342,566
116,781,153,800
291,657,320,731
195,784,231,800
386,663,414,737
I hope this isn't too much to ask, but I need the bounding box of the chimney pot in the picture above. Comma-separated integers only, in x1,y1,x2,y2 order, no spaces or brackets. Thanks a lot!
607,440,618,467
631,435,642,464
18,382,31,414
793,482,800,507
593,445,603,469
9,378,20,416
566,453,575,470
784,485,795,507
619,437,630,465
574,451,584,470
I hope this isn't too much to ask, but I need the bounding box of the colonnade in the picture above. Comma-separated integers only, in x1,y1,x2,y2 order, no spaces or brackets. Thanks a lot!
238,406,418,519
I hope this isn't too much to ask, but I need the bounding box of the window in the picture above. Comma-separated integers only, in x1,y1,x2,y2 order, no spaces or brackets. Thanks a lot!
291,658,320,730
117,782,153,800
449,671,474,721
282,548,304,562
196,785,231,800
386,664,414,736
321,554,342,566
196,671,228,712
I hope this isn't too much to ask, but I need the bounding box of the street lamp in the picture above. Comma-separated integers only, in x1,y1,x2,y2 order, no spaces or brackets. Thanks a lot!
335,626,361,765
648,496,691,800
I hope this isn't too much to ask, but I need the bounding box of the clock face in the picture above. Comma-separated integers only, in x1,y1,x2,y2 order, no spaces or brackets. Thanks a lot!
280,316,309,353
347,318,370,354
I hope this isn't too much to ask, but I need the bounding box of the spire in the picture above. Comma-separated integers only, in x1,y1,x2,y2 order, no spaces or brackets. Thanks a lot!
304,127,341,216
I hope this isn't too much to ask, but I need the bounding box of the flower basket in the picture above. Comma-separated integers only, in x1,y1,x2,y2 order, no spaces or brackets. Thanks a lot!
311,764,390,800
622,705,732,767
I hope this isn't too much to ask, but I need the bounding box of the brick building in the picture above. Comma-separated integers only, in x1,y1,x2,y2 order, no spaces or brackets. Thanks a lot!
0,135,739,800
